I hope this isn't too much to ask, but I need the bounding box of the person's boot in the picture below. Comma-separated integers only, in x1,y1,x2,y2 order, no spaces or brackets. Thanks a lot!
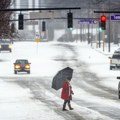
62,103,68,111
68,103,74,110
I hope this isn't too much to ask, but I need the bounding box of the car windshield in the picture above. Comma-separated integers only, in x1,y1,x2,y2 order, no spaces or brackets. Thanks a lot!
112,55,120,59
16,60,28,64
0,39,12,44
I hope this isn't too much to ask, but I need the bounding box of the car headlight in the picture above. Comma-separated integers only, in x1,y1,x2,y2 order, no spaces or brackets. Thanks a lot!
0,45,1,48
25,65,30,69
15,65,20,69
9,45,12,48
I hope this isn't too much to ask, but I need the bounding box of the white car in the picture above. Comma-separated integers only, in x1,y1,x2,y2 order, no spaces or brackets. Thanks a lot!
109,53,120,70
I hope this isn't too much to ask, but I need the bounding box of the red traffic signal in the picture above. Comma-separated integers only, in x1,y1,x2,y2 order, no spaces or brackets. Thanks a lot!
100,15,107,30
100,15,107,22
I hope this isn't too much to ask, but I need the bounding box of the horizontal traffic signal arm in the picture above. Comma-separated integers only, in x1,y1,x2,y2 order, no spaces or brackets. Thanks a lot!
94,11,120,13
0,7,81,11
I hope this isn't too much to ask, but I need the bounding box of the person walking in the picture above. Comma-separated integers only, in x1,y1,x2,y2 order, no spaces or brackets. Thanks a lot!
61,78,74,111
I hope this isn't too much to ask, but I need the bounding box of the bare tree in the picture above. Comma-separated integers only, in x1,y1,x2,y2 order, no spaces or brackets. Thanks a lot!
0,0,13,39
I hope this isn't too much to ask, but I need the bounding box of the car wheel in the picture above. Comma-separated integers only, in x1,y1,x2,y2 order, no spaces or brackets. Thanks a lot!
118,91,120,99
27,71,30,74
110,66,113,70
14,71,17,74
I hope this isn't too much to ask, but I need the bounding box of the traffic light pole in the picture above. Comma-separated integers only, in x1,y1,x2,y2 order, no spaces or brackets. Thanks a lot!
103,30,105,51
93,14,111,52
108,14,111,52
108,0,111,52
98,29,101,48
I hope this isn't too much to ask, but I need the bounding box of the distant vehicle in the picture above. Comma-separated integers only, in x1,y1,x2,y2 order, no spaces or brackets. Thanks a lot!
0,39,12,52
14,59,31,74
118,82,120,99
114,48,120,54
109,53,120,70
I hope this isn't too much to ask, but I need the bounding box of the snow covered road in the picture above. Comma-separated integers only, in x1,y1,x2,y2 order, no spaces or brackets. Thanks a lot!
0,42,120,120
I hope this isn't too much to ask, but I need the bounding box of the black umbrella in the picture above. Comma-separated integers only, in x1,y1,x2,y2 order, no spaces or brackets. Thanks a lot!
52,67,73,90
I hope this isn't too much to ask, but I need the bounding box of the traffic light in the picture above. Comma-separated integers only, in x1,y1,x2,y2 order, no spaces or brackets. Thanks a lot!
42,21,46,31
18,13,24,30
67,12,73,28
100,15,107,30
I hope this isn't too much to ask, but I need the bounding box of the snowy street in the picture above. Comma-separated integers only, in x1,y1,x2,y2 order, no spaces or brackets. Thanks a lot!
0,41,120,120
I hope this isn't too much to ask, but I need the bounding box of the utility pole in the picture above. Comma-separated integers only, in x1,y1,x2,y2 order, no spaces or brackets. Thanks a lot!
108,0,111,52
103,30,105,51
87,7,90,44
32,0,35,36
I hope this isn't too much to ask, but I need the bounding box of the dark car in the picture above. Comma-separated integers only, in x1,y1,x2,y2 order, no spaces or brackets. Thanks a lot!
0,39,12,52
14,59,31,74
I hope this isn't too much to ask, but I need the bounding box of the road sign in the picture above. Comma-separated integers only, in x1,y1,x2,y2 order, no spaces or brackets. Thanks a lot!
30,11,54,19
30,11,66,19
25,21,38,25
35,38,40,43
111,14,120,21
79,20,97,24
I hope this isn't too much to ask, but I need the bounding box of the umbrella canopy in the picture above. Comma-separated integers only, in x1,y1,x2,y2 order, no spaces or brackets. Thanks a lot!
52,67,73,90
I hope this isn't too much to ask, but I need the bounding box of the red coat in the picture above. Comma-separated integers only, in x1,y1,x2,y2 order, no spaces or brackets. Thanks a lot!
61,80,73,100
